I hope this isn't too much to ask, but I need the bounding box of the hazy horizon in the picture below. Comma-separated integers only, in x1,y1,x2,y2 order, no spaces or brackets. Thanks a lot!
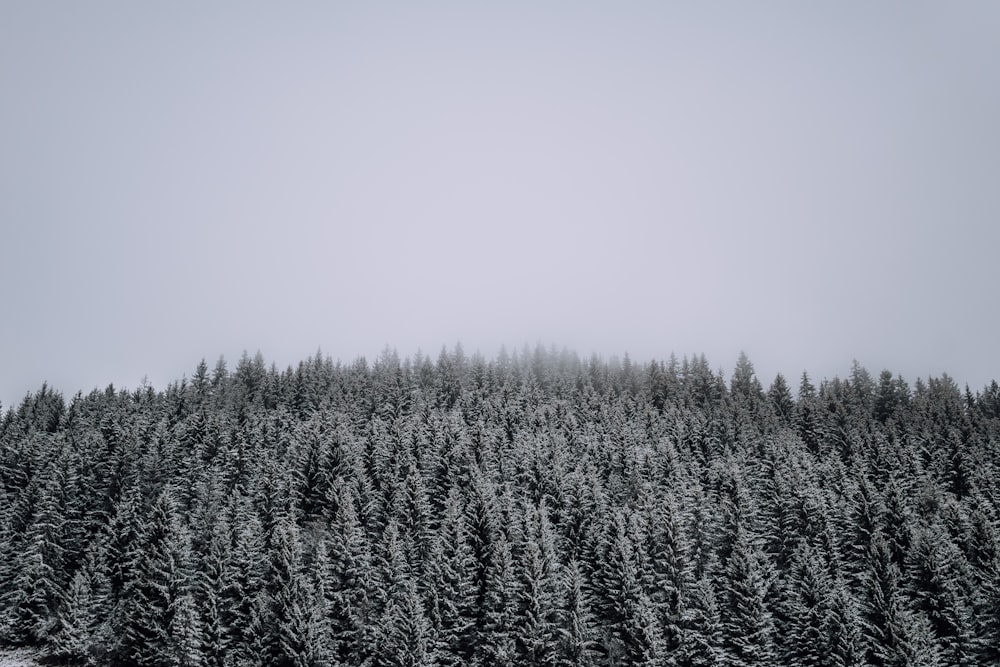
1,342,993,411
3,2,999,409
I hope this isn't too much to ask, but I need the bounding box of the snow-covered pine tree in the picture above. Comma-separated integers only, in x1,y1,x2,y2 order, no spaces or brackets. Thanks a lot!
906,523,977,665
678,576,722,667
261,517,321,667
860,535,941,667
512,502,563,666
371,520,436,667
425,486,476,665
718,528,775,666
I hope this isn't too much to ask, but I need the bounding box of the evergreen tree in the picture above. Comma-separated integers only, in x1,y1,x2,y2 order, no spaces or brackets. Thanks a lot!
372,522,436,667
512,503,562,666
262,517,320,667
592,510,664,665
220,497,267,666
425,487,476,665
641,492,686,655
906,524,976,665
767,374,795,423
168,592,205,667
557,560,598,667
477,529,518,666
719,529,775,666
679,576,723,667
199,515,231,667
860,536,940,667
321,480,374,665
49,543,112,665
117,488,200,667
797,372,820,454
1,467,69,645
824,582,862,667
978,554,1000,663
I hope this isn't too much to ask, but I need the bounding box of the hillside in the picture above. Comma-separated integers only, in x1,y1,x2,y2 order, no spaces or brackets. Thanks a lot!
1,347,999,666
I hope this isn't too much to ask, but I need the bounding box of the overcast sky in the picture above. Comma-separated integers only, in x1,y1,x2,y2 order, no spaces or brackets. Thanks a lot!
2,2,999,409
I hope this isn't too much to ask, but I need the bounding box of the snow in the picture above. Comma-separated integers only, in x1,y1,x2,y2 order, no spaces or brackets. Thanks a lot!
0,649,41,667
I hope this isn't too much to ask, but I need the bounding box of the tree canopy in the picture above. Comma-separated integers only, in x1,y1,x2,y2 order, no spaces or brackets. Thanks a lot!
1,346,998,666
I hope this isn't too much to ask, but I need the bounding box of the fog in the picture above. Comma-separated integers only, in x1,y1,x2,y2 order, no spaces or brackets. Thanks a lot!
2,2,998,409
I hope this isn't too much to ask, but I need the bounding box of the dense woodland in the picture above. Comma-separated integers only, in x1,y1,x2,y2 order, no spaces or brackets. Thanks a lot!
1,346,1000,666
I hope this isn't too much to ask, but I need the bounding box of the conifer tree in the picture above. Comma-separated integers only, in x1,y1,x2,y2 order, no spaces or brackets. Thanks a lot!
797,372,820,454
477,529,519,666
321,480,373,665
719,528,775,666
262,517,320,667
50,568,99,663
2,350,1000,666
118,487,200,666
781,543,838,667
199,515,231,667
512,503,562,666
860,536,940,667
679,576,723,667
220,497,267,667
824,581,862,667
425,487,476,665
168,591,205,667
906,524,976,665
557,559,598,667
641,492,686,655
767,374,795,423
372,521,436,667
49,543,112,665
1,466,69,645
592,510,664,665
979,554,1000,664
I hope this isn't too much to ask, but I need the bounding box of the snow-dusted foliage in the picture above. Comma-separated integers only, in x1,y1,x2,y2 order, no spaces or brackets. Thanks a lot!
1,348,999,666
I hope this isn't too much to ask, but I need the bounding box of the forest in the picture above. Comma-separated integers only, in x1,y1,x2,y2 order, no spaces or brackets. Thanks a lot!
1,345,999,666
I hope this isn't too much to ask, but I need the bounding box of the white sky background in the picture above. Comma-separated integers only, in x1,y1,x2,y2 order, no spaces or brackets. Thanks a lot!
2,2,999,408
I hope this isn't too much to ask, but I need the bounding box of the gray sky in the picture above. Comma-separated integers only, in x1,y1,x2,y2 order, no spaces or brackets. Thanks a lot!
2,1,999,409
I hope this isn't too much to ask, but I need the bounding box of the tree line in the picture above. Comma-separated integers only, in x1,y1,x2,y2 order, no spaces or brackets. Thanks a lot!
1,345,999,666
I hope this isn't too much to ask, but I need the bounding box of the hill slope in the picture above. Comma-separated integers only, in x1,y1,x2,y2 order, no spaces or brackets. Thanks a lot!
1,347,999,665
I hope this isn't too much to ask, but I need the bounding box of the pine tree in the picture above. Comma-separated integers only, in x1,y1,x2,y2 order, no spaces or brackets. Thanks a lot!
50,568,98,663
979,554,1000,664
168,592,205,667
797,372,820,454
372,520,436,667
592,510,664,665
2,351,999,665
262,517,320,667
117,487,200,666
719,529,775,666
49,543,112,665
477,529,518,667
512,503,562,666
781,542,853,667
321,480,373,665
292,416,333,523
860,536,940,667
557,560,598,667
906,524,976,666
425,487,475,665
220,496,267,666
679,576,723,667
767,374,795,423
641,492,686,655
824,581,862,667
199,515,231,667
1,466,69,645
730,352,764,406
